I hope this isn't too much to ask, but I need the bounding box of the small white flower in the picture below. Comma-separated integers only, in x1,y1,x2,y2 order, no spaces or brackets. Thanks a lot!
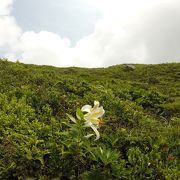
81,101,105,140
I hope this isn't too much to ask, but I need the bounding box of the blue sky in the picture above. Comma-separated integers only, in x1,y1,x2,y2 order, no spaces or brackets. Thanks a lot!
12,0,101,46
0,0,180,67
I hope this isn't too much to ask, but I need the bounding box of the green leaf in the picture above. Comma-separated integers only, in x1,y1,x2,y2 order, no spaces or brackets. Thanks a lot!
66,113,76,123
76,108,84,120
25,148,33,160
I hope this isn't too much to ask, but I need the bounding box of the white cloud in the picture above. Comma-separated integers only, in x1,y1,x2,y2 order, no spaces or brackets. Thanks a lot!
73,18,147,67
0,16,21,47
0,0,180,67
19,31,74,67
74,0,180,66
139,2,180,63
0,0,22,59
0,0,13,15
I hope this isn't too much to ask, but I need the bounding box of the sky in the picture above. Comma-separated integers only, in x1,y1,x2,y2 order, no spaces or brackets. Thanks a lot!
0,0,180,67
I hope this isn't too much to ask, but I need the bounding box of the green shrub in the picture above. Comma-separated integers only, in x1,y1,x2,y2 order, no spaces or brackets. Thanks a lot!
0,59,179,179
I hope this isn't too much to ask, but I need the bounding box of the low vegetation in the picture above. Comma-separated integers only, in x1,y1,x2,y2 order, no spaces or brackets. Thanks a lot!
0,59,179,179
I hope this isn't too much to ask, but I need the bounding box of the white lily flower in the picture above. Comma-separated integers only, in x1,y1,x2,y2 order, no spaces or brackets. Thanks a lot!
81,101,105,140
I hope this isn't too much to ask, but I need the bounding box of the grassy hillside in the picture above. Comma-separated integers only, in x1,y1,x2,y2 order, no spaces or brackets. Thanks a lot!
0,58,179,179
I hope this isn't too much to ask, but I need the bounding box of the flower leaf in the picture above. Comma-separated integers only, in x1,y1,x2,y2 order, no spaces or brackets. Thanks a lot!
66,113,76,123
76,108,84,120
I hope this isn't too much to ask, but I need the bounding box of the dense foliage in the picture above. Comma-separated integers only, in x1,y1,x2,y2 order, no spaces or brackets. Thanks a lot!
0,58,179,179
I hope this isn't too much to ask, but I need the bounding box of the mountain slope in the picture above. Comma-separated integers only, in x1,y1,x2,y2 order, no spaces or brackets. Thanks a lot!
0,59,179,179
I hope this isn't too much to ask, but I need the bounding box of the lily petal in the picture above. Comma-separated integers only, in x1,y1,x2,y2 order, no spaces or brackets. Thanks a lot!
84,134,94,138
94,101,100,107
86,117,100,125
91,107,105,119
81,105,92,113
90,124,100,141
84,121,93,127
